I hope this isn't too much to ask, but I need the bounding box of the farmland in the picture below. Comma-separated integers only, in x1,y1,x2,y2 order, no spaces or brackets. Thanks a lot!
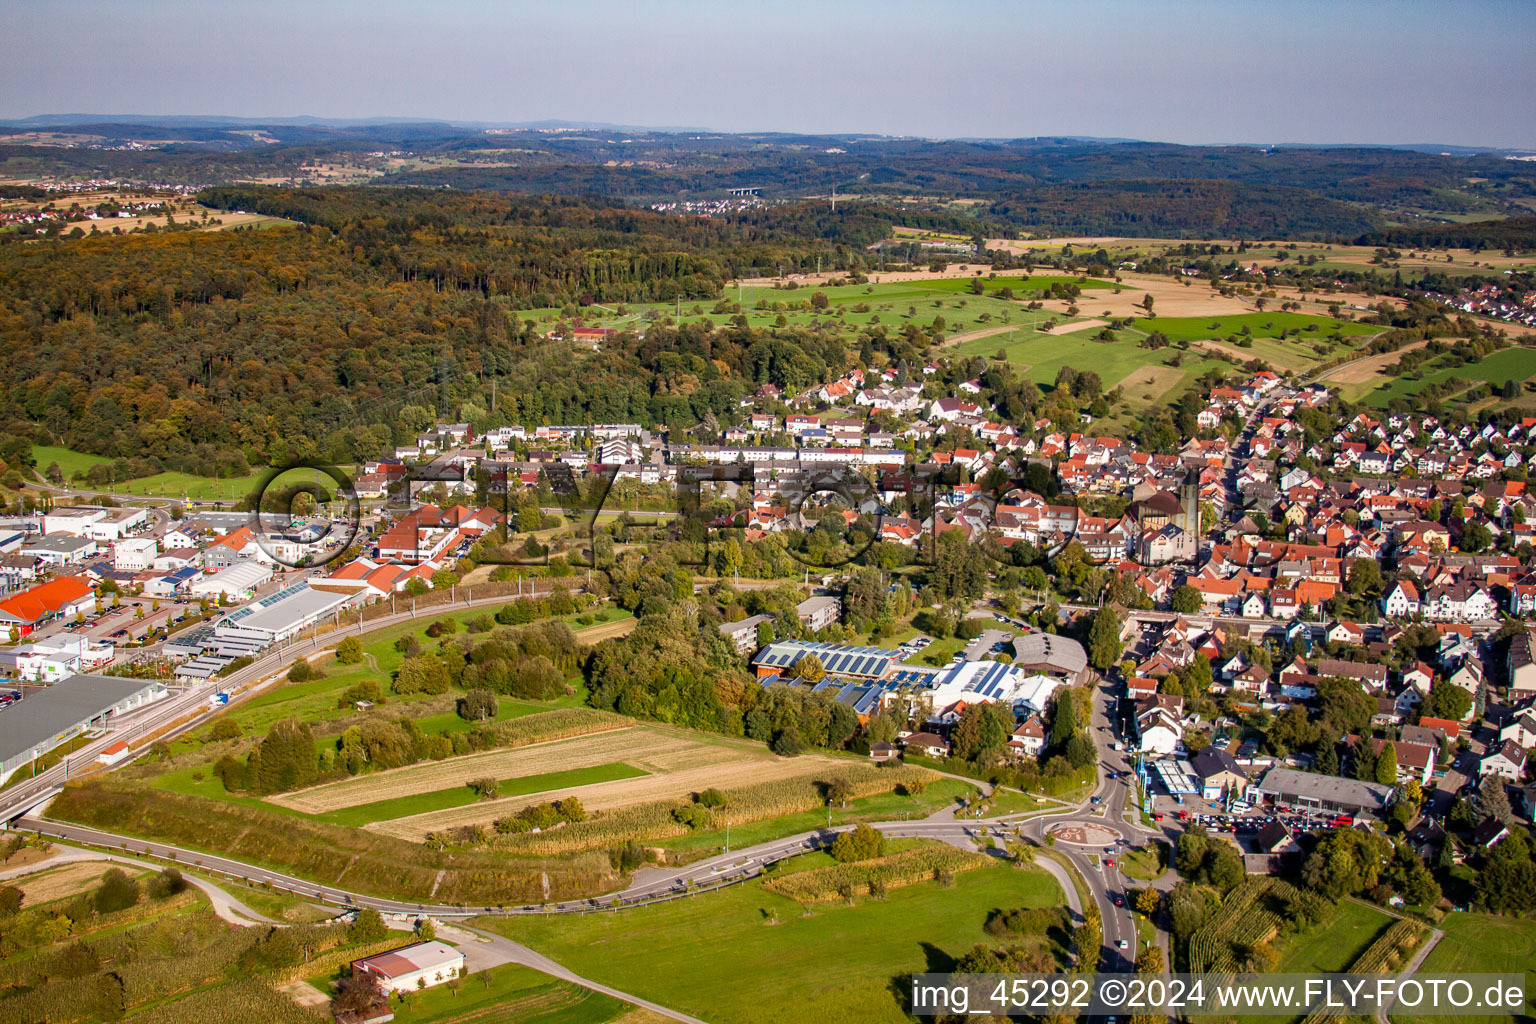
308,962,651,1024
515,270,1114,350
343,727,871,843
1267,898,1394,975
305,762,648,829
11,859,148,906
480,856,1066,1024
274,723,760,818
946,308,1378,428
1356,345,1536,409
1188,877,1301,973
1393,913,1536,1024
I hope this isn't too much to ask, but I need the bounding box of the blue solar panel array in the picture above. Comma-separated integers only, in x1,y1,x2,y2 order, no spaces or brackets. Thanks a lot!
752,641,899,679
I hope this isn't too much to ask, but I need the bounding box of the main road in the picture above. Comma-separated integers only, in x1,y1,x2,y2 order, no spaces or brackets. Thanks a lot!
15,687,1155,976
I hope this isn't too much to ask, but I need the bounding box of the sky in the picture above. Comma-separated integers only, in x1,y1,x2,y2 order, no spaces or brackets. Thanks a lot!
4,0,1534,148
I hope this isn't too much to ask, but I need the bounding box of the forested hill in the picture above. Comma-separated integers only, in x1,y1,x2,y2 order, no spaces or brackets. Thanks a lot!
985,180,1384,239
4,125,1533,238
0,189,939,477
1357,215,1536,250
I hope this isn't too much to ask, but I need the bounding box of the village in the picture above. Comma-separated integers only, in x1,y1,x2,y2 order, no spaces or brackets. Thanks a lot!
2,344,1534,848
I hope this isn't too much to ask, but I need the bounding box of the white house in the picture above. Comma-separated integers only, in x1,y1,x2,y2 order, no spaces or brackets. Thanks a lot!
1381,581,1420,618
1480,740,1527,782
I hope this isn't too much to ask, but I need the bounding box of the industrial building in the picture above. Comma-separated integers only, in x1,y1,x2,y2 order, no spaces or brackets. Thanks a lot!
210,581,355,652
0,673,168,784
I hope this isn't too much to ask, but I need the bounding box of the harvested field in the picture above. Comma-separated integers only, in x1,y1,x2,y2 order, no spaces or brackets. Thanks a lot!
573,616,639,642
369,750,848,842
1114,364,1184,403
271,725,767,816
1322,339,1433,385
15,861,143,905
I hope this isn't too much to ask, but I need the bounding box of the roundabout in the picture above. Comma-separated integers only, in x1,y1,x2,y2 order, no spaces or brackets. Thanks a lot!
1046,820,1123,847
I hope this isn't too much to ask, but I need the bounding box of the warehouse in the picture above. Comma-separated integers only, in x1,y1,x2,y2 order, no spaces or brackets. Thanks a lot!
212,580,355,649
1011,633,1089,684
350,940,465,994
0,673,168,784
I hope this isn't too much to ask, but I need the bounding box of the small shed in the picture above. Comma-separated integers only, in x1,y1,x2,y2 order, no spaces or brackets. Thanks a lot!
97,740,131,766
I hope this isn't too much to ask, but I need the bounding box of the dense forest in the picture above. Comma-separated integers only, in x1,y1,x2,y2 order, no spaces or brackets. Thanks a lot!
1357,215,1536,250
984,180,1384,239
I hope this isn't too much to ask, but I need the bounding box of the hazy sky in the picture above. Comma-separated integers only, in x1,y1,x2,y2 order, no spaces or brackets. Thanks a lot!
4,0,1533,147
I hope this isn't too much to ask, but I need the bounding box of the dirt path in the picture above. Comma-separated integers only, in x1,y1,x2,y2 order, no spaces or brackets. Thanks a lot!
1375,926,1444,1023
574,617,638,643
1045,318,1108,335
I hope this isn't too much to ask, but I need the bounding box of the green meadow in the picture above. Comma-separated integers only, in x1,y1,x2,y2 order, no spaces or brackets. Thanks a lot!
481,857,1066,1024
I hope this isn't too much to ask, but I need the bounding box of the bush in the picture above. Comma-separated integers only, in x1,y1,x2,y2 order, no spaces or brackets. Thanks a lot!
492,796,586,834
467,614,495,633
337,679,383,708
830,824,887,863
0,883,21,917
771,729,806,757
335,636,364,665
93,868,139,914
393,654,450,695
287,659,318,683
672,804,713,829
148,867,187,899
697,788,728,809
468,777,499,800
457,689,498,722
207,718,242,742
349,907,388,944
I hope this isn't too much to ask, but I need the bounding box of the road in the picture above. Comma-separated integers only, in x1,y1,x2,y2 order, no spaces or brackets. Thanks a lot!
14,685,1155,973
5,613,1163,987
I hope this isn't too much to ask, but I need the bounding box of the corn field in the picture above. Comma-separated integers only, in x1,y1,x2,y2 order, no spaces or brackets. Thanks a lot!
50,779,620,906
113,980,318,1024
1187,877,1300,973
765,845,985,903
1349,918,1425,973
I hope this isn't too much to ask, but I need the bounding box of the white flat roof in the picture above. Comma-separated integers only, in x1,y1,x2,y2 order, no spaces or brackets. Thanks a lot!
218,582,351,637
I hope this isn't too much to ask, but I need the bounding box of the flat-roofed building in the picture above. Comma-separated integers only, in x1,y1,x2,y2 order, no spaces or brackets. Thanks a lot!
0,673,167,784
719,614,774,655
189,560,273,601
1251,766,1393,818
212,581,355,649
751,640,898,681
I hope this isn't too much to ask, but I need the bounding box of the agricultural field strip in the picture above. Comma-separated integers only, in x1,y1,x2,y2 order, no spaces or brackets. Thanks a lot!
311,762,649,828
367,754,849,842
13,861,144,905
269,727,755,815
